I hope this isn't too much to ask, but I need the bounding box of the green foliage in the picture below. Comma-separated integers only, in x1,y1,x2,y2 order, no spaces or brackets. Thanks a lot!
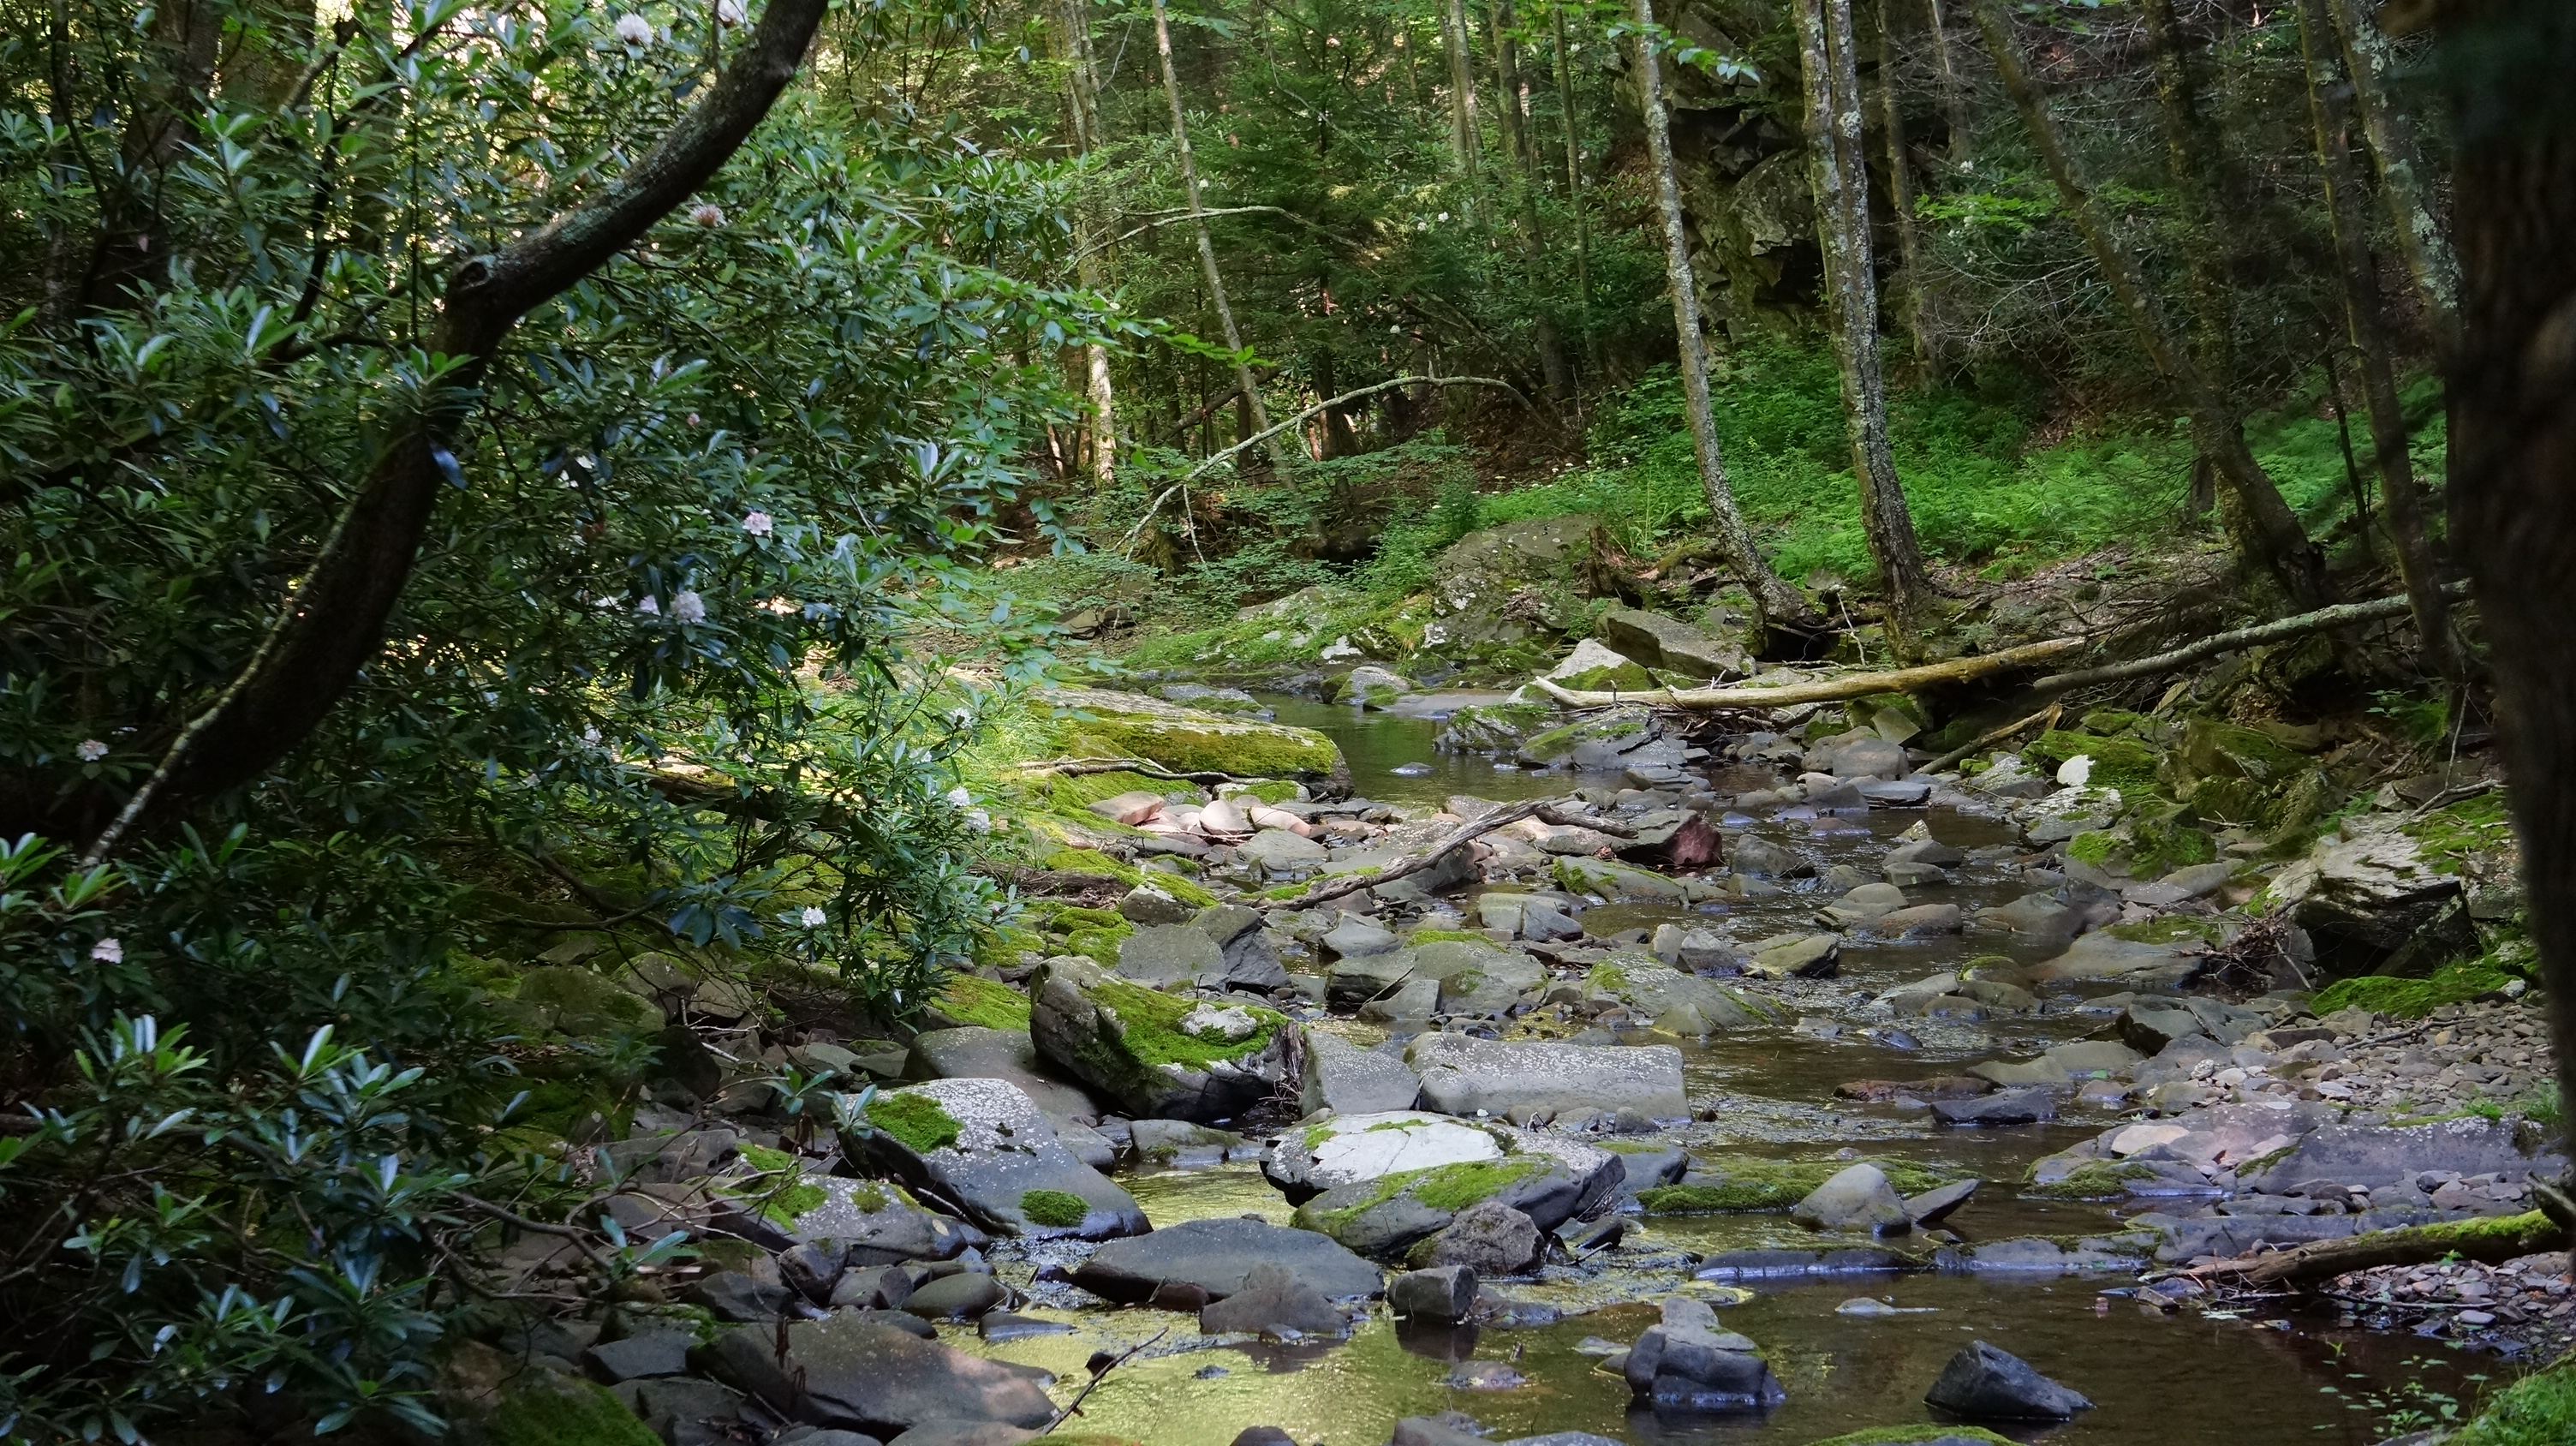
2022,1162,2158,1201
2453,1361,2576,1446
861,1090,966,1156
2312,961,2521,1020
1018,1188,1093,1228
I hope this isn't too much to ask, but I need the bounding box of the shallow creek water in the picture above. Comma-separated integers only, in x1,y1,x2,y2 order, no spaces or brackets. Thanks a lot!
958,699,2489,1444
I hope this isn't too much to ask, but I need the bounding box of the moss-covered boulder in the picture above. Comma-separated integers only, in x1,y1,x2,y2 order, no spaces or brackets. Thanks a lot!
1517,706,1659,768
844,1078,1145,1240
1582,955,1771,1032
1432,691,1558,753
1289,1130,1618,1259
1544,637,1655,691
2022,730,2162,794
1554,854,1688,901
2264,813,2466,966
1037,685,1344,779
501,965,665,1037
1028,956,1293,1122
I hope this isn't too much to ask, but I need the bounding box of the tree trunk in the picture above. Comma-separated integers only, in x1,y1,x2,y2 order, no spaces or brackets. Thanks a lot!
2297,0,2459,679
1151,0,1293,474
1969,0,2331,609
1491,0,1572,400
2328,0,2460,343
1798,0,1935,647
1061,0,1119,487
1631,0,1815,630
1443,0,1482,176
2441,2,2576,1180
1873,0,1936,378
1921,0,1969,162
1553,6,1602,376
2138,0,2236,386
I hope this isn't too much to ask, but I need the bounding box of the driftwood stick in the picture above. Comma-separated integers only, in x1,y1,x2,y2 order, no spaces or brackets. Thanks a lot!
2027,583,2469,696
1259,797,1591,911
2189,1210,2560,1288
1923,702,2062,775
1533,636,2088,711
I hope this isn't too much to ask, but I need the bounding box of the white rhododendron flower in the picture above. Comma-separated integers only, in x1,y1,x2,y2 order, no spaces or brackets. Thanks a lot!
671,590,707,624
742,510,772,536
635,595,660,615
945,786,973,808
75,739,107,762
614,12,654,45
689,203,726,228
715,0,746,25
92,937,122,963
800,905,827,927
582,726,603,746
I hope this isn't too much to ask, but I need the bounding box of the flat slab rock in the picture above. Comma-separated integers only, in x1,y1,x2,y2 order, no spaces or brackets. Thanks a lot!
696,1314,1056,1437
1071,1216,1384,1302
1299,1029,1422,1115
854,1077,1146,1240
786,1178,987,1265
1405,1035,1689,1120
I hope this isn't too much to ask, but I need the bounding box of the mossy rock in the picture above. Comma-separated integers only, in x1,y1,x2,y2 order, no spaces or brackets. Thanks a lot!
1637,1159,1953,1214
2065,829,2121,867
1028,957,1292,1121
862,1090,965,1155
1228,779,1303,805
2311,959,2520,1020
1041,848,1219,908
2024,730,2162,793
2402,791,2515,875
1800,1429,2018,1446
936,973,1032,1031
2021,1162,2156,1201
1041,685,1343,779
1039,768,1183,810
2078,708,2151,738
482,1369,660,1446
1020,1188,1091,1228
512,965,663,1037
1434,696,1557,752
2175,718,2311,786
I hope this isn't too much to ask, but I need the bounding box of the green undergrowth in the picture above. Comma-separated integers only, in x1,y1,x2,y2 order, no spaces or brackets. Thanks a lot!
936,973,1033,1030
730,1143,827,1224
1637,1159,1953,1214
2405,791,2516,875
1019,1188,1091,1227
866,1090,964,1155
2022,1162,2157,1200
2454,1356,2576,1445
2312,959,2520,1020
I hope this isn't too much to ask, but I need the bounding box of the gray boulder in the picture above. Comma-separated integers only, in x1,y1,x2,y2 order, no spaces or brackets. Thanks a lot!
1263,1110,1503,1202
1321,916,1402,960
1117,885,1198,926
1240,828,1330,875
1029,956,1293,1121
1407,1035,1688,1119
1198,1261,1351,1337
1585,957,1764,1033
1388,1264,1480,1324
1115,923,1226,989
903,1273,1005,1320
847,1078,1146,1239
1408,1199,1541,1275
1622,1297,1784,1409
782,1176,986,1264
1922,1341,2093,1420
903,1027,1103,1126
1931,1089,2056,1126
1790,1163,1911,1234
1327,947,1419,1007
1071,1216,1383,1302
1600,607,1752,681
694,1315,1056,1436
1727,834,1805,876
1299,1030,1422,1115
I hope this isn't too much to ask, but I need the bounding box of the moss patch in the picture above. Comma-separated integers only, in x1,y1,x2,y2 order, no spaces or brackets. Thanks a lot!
2107,915,2222,945
1637,1159,1953,1214
2021,1162,2156,1200
1326,1157,1549,1230
1082,974,1284,1069
491,1380,662,1446
2403,791,2515,875
1407,929,1494,947
939,973,1033,1030
2312,959,2517,1020
2455,1359,2576,1446
1064,717,1341,779
1019,1188,1091,1227
1041,850,1220,909
2066,830,2119,866
2025,730,2162,793
866,1090,964,1155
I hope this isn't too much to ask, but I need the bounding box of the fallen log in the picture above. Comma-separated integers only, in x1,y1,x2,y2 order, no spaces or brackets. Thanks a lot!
2191,1209,2561,1288
1530,636,2087,711
2025,583,2470,696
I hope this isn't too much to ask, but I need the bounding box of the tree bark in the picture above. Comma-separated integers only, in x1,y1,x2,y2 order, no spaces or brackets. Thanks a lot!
49,0,836,853
1630,0,1816,631
1060,0,1119,487
1969,0,2331,609
1150,0,1293,474
2327,0,2460,343
2297,0,2460,680
1442,0,1483,176
1798,0,1935,648
1553,7,1602,375
1491,0,1572,400
2441,2,2576,1186
1873,0,1936,378
1921,0,1969,162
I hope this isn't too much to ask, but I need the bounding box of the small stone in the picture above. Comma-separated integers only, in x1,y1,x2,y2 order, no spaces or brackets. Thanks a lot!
1389,1265,1481,1324
1117,884,1198,925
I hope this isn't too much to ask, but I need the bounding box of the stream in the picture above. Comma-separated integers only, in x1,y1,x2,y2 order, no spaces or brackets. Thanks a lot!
965,695,2489,1445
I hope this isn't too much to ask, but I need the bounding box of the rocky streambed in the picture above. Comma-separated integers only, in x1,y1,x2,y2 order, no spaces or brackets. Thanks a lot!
498,680,2563,1446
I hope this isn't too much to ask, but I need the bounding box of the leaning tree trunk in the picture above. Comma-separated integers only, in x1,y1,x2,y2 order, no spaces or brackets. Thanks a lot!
1970,0,2331,609
1150,0,1293,474
1873,0,1936,378
1060,0,1119,486
1631,0,1815,630
2442,2,2576,1182
1491,0,1573,400
2297,0,2458,680
2329,0,2460,344
1798,0,1935,648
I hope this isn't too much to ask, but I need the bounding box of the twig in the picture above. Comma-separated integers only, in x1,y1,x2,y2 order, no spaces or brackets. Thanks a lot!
1258,796,1599,911
1926,702,2062,774
454,1192,616,1276
1045,1328,1170,1433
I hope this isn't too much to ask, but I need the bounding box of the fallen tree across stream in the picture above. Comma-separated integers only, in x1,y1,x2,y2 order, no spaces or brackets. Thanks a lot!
1533,587,2464,713
2186,1209,2561,1288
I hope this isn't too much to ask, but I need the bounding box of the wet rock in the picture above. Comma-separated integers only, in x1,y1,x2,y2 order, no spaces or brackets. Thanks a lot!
1922,1341,2094,1420
1409,1199,1541,1274
1265,1111,1502,1201
1822,882,1909,929
903,1027,1104,1128
1293,1154,1583,1259
1602,1139,1690,1192
1321,915,1402,960
1361,976,1443,1025
1435,948,1547,1015
1905,1179,1980,1225
1038,684,1342,780
1694,1246,1917,1279
1726,834,1805,877
1828,736,1909,780
2118,1000,2207,1055
1200,1261,1351,1337
830,1264,915,1311
1072,1216,1383,1302
1752,933,1841,978
1231,1431,1297,1446
1623,1296,1786,1409
1390,1265,1481,1324
1328,944,1420,1006
1029,956,1292,1121
1343,665,1416,708
786,1177,984,1265
586,1330,693,1382
1116,923,1227,989
2237,1117,2549,1193
1932,1089,2056,1126
1583,957,1764,1031
695,1314,1056,1436
1553,856,1687,902
1617,813,1724,870
849,1077,1147,1239
1407,1035,1689,1119
1871,904,1965,937
614,1375,748,1446
1117,885,1198,926
1791,1163,1912,1234
688,1270,796,1322
1601,607,1753,681
903,1272,1005,1320
2023,932,2198,988
1241,828,1331,875
1129,1118,1251,1167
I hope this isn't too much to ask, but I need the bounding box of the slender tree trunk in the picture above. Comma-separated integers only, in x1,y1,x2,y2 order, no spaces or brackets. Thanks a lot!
1061,0,1118,486
2138,0,2236,384
1553,7,1602,375
1798,0,1934,643
2298,0,2457,679
1151,0,1292,473
1921,0,1969,162
1491,0,1572,400
2439,1,2576,1195
1443,0,1482,176
2327,0,2460,344
1873,0,1935,377
1970,0,2330,608
1631,0,1815,630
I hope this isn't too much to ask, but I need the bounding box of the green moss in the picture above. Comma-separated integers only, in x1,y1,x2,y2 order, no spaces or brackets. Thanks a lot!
2128,813,2215,875
1062,923,1134,968
1041,850,1219,908
1041,768,1181,810
2403,791,2515,875
938,973,1033,1030
866,1090,964,1155
2107,915,2222,945
491,1381,663,1446
1333,1157,1548,1226
2312,959,2516,1020
1019,1188,1091,1227
2079,708,2151,738
1082,974,1283,1067
1234,780,1302,804
1520,715,1649,764
2066,830,2118,866
2177,719,2311,785
1407,929,1493,946
1637,1159,1953,1214
2021,1162,2156,1200
737,1142,794,1174
2024,730,2162,793
1064,717,1341,778
764,1180,827,1226
2455,1361,2576,1446
1799,1428,2018,1446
